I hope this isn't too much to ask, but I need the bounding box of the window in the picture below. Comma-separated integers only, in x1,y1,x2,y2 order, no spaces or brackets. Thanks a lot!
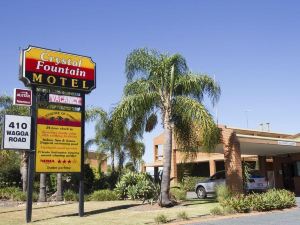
295,161,300,176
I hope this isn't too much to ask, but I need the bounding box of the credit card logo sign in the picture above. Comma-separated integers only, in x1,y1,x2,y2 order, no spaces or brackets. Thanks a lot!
14,88,32,106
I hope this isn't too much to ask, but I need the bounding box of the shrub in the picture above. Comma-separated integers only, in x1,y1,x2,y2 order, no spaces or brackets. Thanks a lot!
89,190,118,201
154,214,168,224
216,184,232,203
210,206,224,215
94,171,121,190
223,195,251,213
222,206,236,215
0,187,20,199
0,187,39,202
64,189,78,201
32,192,38,202
170,187,186,201
115,172,158,201
177,211,189,220
223,189,296,213
11,191,26,201
65,164,95,194
0,151,21,188
251,189,296,211
181,176,208,191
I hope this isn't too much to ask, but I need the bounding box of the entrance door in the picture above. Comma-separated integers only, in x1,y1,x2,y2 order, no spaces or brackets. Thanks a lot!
282,163,295,191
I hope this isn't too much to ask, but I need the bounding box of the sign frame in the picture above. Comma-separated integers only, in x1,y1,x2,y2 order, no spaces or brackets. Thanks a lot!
2,115,31,150
19,45,96,93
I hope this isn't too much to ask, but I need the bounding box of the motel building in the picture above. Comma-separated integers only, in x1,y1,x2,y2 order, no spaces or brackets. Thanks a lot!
144,125,300,195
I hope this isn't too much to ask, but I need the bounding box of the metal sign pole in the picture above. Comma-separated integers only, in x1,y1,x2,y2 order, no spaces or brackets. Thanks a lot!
79,93,85,217
26,87,36,223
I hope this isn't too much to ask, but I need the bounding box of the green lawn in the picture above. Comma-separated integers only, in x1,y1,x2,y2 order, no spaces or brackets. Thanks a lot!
0,199,218,225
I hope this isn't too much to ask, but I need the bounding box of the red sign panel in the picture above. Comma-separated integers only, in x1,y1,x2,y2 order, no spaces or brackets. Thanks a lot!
20,46,96,93
13,88,32,106
49,94,82,106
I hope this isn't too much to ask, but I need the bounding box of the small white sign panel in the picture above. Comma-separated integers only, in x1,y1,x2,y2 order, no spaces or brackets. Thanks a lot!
49,94,82,106
2,115,31,150
277,141,297,146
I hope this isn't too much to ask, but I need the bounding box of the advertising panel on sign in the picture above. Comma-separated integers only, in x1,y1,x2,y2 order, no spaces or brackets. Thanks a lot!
20,46,96,93
13,88,32,106
2,115,31,150
36,109,81,173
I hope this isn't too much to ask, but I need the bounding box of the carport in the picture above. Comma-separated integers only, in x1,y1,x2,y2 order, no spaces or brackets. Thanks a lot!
217,126,300,194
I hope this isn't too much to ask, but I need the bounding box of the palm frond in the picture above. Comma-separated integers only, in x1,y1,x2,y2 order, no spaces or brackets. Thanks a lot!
85,107,107,122
173,96,220,151
112,92,159,124
145,113,157,132
84,138,96,151
124,79,152,96
125,48,160,81
174,74,221,105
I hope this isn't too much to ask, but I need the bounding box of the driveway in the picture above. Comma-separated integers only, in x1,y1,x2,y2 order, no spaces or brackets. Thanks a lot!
191,197,300,225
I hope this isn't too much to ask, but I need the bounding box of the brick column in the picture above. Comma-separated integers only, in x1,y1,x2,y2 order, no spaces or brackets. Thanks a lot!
209,160,216,176
154,167,159,183
258,156,267,178
171,149,178,184
221,126,243,194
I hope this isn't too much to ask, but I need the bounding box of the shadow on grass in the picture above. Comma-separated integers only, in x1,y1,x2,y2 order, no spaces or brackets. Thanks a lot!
0,202,75,214
181,198,217,207
32,203,140,223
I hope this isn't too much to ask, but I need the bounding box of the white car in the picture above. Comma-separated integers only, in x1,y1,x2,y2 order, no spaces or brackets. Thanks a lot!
195,170,268,199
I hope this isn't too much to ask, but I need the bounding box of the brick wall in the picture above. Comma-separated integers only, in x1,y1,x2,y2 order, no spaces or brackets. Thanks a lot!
221,127,244,194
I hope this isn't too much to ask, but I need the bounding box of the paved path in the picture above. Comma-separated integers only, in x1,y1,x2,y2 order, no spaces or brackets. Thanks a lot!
191,198,300,225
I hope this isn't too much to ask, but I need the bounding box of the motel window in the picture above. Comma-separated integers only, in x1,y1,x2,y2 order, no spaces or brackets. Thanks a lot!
295,161,300,176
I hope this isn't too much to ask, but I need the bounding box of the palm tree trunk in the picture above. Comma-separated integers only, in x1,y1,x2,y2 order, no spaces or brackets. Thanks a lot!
117,149,124,172
159,120,173,206
20,151,28,192
56,173,63,201
38,173,47,202
111,149,115,172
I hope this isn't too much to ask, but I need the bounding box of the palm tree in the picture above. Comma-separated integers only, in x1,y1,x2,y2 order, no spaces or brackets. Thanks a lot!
86,107,146,173
38,173,46,202
112,48,220,206
85,108,117,171
56,173,63,201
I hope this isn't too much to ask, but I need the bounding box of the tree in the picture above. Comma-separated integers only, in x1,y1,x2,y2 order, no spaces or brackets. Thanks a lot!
112,48,220,206
86,107,146,173
56,173,63,201
0,95,29,192
38,173,46,202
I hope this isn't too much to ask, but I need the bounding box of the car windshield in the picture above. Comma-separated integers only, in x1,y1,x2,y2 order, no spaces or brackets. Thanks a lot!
210,171,225,180
249,170,264,178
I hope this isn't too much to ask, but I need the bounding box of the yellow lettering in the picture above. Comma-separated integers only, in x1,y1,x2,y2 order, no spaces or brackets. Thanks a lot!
71,79,78,88
33,73,43,83
47,76,56,84
60,77,67,86
82,80,89,89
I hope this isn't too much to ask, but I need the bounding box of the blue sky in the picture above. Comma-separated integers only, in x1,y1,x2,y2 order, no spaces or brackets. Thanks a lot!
1,1,300,163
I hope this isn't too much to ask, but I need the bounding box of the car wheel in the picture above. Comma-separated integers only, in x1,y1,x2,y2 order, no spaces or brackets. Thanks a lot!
196,186,207,199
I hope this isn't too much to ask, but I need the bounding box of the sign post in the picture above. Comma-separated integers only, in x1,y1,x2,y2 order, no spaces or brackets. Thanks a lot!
79,93,85,217
26,87,36,223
